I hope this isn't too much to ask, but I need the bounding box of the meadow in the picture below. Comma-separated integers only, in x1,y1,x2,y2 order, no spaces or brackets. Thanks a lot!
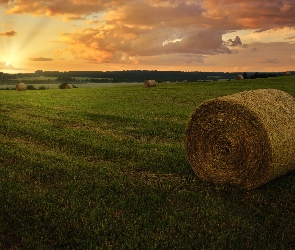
0,77,295,249
0,82,144,90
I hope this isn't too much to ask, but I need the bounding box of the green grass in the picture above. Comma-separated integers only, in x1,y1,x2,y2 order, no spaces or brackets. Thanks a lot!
1,77,295,249
0,82,144,89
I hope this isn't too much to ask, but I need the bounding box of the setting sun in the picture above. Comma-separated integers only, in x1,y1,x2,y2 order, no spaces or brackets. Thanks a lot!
5,62,10,66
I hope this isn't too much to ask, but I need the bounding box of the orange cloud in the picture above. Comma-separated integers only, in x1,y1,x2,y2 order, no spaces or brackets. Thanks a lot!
58,1,234,66
3,0,132,18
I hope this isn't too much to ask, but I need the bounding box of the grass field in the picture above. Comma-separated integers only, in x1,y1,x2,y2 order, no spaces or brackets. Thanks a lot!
1,77,295,249
0,82,144,90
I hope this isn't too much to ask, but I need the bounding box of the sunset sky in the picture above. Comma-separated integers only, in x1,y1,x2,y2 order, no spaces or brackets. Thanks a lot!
0,0,295,73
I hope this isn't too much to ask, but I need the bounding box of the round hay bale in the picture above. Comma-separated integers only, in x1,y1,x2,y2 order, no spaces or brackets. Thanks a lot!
236,75,244,80
185,89,295,189
65,84,73,89
144,80,156,87
285,71,291,76
16,83,27,91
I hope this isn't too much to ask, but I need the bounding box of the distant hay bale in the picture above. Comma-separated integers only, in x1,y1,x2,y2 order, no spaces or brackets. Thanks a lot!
285,71,291,76
236,75,244,80
183,80,188,83
144,80,156,87
65,84,73,89
185,89,295,189
16,83,27,91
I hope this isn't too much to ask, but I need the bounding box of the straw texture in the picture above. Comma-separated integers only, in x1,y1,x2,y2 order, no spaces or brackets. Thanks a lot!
65,84,73,89
144,80,156,87
185,89,295,189
16,83,27,91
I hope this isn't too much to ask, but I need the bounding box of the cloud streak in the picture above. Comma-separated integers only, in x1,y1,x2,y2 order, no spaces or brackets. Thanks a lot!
29,57,53,61
0,30,17,36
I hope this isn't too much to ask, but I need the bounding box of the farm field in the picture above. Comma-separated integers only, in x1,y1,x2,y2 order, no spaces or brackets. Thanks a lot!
1,77,295,249
0,82,144,90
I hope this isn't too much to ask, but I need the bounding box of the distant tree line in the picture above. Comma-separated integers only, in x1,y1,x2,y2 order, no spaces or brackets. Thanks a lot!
39,70,290,82
52,70,240,82
0,70,290,85
88,78,113,83
242,72,282,79
0,72,9,82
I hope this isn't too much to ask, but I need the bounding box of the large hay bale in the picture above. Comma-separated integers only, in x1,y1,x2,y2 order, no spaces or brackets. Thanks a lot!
16,83,27,91
144,80,156,87
236,75,244,80
185,89,295,189
65,84,73,89
285,71,291,76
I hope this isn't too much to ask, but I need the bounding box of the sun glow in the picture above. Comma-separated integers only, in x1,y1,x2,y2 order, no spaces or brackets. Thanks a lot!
5,62,10,66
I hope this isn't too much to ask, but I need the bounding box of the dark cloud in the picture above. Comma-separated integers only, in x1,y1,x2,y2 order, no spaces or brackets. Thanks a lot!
2,1,295,30
226,36,248,47
254,28,271,33
202,0,295,29
0,30,17,36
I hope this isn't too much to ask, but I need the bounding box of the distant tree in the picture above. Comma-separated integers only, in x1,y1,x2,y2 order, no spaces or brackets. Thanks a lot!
248,72,276,79
242,72,248,79
27,85,36,90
